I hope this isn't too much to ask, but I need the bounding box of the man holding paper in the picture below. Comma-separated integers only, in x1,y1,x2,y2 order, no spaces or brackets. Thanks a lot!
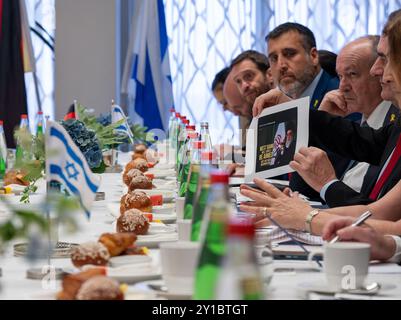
265,22,357,201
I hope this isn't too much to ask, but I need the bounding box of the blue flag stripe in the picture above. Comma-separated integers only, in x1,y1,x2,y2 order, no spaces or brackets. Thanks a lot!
50,127,99,193
49,164,91,217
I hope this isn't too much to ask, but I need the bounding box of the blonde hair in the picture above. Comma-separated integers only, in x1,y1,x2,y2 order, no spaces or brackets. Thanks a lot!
383,10,401,86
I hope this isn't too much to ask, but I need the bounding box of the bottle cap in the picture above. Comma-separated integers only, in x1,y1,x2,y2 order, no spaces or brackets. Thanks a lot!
187,132,198,139
201,122,209,128
37,111,43,115
192,141,205,149
183,120,190,126
0,120,3,126
201,151,215,161
227,217,255,238
175,112,181,118
21,114,28,119
186,125,196,130
169,108,175,113
210,170,229,184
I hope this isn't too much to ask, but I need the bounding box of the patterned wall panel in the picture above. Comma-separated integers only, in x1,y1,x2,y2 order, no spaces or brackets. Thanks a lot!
164,0,401,144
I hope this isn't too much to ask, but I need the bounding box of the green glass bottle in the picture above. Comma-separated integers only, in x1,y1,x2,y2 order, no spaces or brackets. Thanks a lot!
216,218,264,300
183,140,204,220
0,120,7,181
179,134,198,197
35,111,45,137
193,171,230,300
191,151,215,241
0,154,5,180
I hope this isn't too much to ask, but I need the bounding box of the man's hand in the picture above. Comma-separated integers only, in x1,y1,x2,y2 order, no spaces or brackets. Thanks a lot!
253,88,292,117
226,163,245,177
319,90,351,116
322,217,397,261
290,147,337,192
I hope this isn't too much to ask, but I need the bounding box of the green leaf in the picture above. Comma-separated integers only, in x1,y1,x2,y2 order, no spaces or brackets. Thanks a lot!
91,160,107,174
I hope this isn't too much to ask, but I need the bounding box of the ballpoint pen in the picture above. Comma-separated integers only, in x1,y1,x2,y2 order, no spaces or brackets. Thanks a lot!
329,210,373,244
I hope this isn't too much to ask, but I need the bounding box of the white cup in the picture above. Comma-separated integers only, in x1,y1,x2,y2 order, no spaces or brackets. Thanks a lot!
308,242,371,291
159,241,200,294
177,219,192,241
175,197,185,220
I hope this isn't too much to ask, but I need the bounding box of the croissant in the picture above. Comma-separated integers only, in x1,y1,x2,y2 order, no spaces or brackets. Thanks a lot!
98,232,137,257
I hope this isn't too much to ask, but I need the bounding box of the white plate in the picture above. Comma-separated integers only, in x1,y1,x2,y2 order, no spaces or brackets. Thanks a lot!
153,163,176,170
147,169,176,178
144,280,192,300
148,222,176,234
107,264,162,284
135,189,175,201
153,179,177,188
106,203,177,224
136,233,178,248
153,203,175,215
109,255,152,268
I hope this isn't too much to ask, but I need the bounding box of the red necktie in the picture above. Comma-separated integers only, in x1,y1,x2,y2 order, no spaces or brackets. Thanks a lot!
369,134,401,200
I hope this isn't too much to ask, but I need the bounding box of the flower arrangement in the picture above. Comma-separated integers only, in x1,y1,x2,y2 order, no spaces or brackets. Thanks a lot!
96,113,155,145
60,119,103,170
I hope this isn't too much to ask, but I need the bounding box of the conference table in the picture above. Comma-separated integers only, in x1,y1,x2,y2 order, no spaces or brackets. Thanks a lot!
0,153,401,300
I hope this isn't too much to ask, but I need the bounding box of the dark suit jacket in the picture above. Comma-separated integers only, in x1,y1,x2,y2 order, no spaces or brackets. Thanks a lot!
289,70,361,201
309,109,401,206
325,105,400,207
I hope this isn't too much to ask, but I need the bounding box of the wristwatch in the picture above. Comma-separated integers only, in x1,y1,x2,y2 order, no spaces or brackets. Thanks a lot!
305,209,320,234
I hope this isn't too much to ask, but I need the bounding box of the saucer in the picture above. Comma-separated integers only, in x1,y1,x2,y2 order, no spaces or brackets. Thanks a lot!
297,280,396,299
144,280,192,300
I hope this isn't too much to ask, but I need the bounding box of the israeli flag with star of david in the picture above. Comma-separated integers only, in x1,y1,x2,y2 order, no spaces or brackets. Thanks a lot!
111,104,134,143
45,121,100,218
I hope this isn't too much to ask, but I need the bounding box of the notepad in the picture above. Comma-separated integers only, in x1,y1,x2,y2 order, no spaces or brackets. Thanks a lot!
261,226,324,245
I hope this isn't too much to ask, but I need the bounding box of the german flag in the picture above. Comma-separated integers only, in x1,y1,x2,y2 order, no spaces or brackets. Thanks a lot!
0,0,28,148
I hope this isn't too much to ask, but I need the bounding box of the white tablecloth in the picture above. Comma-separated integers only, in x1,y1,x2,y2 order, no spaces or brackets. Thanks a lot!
1,165,401,300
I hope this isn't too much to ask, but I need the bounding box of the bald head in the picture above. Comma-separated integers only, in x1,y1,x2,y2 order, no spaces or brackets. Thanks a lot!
336,36,383,118
223,72,249,117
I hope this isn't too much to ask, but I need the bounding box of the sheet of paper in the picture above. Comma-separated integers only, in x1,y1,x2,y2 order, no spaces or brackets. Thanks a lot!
245,97,310,182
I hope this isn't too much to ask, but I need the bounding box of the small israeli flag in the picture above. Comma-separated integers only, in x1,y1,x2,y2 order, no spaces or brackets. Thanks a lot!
45,121,100,217
111,104,134,143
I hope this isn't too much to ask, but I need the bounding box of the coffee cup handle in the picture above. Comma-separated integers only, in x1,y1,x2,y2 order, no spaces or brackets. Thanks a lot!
307,249,323,269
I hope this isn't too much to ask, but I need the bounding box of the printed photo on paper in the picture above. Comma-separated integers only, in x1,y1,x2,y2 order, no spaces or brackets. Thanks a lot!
245,97,309,182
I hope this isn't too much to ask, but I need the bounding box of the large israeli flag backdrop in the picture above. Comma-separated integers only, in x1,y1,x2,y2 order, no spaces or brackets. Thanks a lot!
45,121,100,217
122,0,174,132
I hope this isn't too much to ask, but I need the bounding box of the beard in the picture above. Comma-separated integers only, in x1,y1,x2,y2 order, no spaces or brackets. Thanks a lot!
278,64,317,99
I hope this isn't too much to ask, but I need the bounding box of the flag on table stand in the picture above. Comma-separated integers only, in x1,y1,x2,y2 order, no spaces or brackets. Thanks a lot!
111,103,134,144
272,122,286,165
0,0,29,148
122,0,174,132
45,121,100,218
